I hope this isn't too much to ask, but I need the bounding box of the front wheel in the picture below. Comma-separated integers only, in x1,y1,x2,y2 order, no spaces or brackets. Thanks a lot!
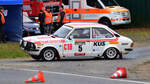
104,48,120,60
40,48,56,61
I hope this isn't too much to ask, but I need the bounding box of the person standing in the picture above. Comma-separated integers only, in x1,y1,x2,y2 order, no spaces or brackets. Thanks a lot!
44,6,53,35
57,6,66,26
59,6,66,25
0,6,6,43
38,9,45,34
55,6,66,31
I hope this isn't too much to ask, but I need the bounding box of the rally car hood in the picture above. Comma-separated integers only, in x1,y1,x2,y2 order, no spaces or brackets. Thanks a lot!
119,35,133,43
23,35,65,43
106,6,129,12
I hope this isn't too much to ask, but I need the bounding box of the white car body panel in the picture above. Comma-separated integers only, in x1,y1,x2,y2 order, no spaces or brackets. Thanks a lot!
20,23,133,60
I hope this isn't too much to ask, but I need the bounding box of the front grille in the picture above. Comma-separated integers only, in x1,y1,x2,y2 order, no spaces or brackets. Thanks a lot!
21,40,36,51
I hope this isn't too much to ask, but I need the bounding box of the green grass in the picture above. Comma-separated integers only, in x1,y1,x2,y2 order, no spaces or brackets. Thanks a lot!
0,42,30,59
0,28,150,59
116,28,150,42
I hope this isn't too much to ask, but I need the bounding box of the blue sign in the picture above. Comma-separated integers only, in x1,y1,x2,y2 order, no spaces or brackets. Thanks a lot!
0,0,23,5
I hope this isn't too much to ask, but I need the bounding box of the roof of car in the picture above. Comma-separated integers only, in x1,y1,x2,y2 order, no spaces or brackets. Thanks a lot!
64,23,108,28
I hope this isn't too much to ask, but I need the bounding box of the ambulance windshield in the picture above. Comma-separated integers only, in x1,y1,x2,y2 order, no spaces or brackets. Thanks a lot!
101,0,118,6
53,26,72,38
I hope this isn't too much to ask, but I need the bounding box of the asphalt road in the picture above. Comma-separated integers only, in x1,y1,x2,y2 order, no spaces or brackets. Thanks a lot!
0,68,148,84
0,46,150,84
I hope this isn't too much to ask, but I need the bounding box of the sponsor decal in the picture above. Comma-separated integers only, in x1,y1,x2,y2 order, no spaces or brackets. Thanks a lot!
59,45,63,48
121,43,128,45
92,48,100,52
75,42,85,45
37,37,52,39
109,41,119,44
64,44,72,50
75,37,118,42
74,53,85,56
93,42,105,46
34,40,66,44
37,43,43,48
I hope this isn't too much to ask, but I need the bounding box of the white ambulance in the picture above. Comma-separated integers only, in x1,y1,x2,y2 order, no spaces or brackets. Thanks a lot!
20,23,133,61
59,0,131,27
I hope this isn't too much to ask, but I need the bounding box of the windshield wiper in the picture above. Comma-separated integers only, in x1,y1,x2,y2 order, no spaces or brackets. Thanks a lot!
51,35,59,38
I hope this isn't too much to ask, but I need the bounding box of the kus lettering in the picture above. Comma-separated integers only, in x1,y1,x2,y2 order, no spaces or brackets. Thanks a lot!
93,42,105,46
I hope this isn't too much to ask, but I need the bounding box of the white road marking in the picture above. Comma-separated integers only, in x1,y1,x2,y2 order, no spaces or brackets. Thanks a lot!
0,66,149,84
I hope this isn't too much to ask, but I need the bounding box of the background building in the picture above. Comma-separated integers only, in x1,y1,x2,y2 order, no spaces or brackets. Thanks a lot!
117,0,150,27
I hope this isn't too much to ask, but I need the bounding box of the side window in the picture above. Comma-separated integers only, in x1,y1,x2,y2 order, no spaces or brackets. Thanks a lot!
62,0,69,5
52,6,60,13
92,28,114,39
86,0,103,8
71,28,90,39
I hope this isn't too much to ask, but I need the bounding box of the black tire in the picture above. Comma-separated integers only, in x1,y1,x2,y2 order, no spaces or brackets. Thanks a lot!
31,55,41,61
99,19,112,28
40,48,56,61
104,48,120,60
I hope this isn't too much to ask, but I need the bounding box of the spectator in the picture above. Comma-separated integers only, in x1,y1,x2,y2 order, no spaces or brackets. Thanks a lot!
44,6,53,35
38,9,45,34
0,6,6,43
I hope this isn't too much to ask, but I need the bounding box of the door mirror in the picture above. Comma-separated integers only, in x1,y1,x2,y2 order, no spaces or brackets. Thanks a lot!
114,34,120,37
68,35,73,40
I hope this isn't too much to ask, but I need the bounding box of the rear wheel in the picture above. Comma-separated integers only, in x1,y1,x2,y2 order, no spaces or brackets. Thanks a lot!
40,48,56,61
104,48,120,60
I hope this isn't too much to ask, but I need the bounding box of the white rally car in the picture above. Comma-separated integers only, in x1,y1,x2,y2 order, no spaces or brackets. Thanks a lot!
20,23,133,61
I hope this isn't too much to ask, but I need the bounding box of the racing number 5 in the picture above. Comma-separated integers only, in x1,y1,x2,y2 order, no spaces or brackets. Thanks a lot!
78,45,82,52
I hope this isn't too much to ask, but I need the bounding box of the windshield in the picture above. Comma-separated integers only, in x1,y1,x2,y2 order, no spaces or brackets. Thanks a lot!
101,0,118,6
23,15,33,23
53,26,72,38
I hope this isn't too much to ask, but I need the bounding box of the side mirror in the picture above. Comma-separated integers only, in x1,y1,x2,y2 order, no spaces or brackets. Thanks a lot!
114,34,120,37
68,35,73,40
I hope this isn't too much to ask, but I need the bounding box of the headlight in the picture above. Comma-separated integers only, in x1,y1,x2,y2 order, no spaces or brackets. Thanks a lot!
121,11,130,17
112,12,121,15
33,27,39,31
36,27,39,30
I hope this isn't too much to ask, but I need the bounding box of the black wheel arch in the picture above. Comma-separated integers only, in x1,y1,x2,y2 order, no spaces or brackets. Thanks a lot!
103,47,121,59
99,17,111,23
98,17,112,27
40,47,60,60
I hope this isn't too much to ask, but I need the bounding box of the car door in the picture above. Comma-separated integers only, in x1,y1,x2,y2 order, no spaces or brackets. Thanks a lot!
91,27,115,56
63,28,92,57
69,0,81,21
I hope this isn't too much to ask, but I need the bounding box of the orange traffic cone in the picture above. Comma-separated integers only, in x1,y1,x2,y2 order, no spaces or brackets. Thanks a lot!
25,70,45,83
110,67,127,79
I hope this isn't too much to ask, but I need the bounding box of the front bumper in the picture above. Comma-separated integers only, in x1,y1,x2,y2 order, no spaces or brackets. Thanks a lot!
122,48,133,54
20,40,40,55
112,18,131,25
125,48,133,51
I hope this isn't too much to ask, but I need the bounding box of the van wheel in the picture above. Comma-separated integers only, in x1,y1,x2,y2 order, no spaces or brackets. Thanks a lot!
104,48,120,60
31,55,41,61
99,19,112,28
40,48,56,61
